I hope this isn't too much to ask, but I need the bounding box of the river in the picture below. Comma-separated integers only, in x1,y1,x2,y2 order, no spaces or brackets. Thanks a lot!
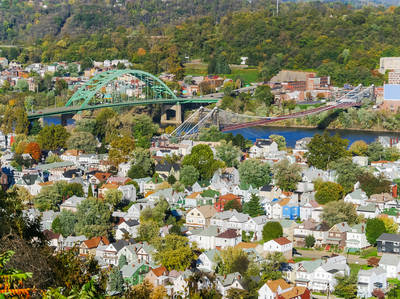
44,116,399,147
229,126,400,147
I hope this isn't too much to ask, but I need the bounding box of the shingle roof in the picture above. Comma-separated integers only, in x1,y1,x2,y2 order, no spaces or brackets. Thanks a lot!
273,237,292,245
83,236,110,249
217,272,242,286
379,253,400,266
195,205,217,218
151,266,167,277
216,229,239,239
266,279,290,292
377,233,400,242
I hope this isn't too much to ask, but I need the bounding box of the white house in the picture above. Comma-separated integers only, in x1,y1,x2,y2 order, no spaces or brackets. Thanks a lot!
258,278,310,299
115,219,139,240
249,139,278,158
263,237,293,259
346,223,370,250
60,195,85,213
357,267,387,298
215,229,242,249
118,184,136,202
216,272,244,298
188,226,219,250
294,255,349,292
379,253,400,279
344,189,368,205
197,249,220,272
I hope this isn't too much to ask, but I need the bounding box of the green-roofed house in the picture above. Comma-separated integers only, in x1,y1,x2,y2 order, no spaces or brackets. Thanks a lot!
120,263,150,286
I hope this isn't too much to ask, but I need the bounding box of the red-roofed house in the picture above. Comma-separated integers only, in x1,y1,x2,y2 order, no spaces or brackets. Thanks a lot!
263,237,293,259
258,278,311,299
214,193,241,212
79,236,110,256
215,228,242,248
145,266,168,286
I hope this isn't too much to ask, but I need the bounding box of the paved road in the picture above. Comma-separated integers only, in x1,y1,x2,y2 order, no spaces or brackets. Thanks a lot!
297,249,368,265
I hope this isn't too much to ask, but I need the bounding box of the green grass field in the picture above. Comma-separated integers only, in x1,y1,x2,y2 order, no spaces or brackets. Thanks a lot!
184,62,259,84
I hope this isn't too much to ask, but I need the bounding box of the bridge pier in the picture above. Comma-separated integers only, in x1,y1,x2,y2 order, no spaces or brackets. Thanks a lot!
160,104,182,126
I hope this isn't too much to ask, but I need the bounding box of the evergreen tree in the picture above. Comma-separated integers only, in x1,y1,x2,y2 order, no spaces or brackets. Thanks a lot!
108,267,125,294
87,183,93,198
118,255,127,269
243,194,264,217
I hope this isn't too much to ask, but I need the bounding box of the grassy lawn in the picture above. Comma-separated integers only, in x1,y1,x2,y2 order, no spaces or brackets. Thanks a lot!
360,248,378,259
349,263,372,276
293,257,313,263
184,62,259,84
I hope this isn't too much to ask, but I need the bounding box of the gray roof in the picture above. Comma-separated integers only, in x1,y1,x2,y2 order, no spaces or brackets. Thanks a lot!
121,263,147,278
297,260,323,273
61,195,85,208
358,266,386,277
357,204,376,213
379,253,400,266
202,249,220,262
191,225,220,237
377,233,400,242
37,161,75,171
217,272,242,286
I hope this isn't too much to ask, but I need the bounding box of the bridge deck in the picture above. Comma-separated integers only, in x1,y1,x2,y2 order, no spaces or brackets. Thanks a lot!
28,97,219,119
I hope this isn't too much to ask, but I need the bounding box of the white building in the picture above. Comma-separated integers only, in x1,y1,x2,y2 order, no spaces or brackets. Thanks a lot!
346,223,370,250
357,267,387,298
263,237,293,259
379,253,400,279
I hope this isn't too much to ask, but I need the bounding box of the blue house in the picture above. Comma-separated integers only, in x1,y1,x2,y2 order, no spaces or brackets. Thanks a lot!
282,202,300,220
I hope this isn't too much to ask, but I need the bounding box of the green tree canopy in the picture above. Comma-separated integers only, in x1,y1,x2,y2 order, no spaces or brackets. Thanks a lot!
179,165,199,187
272,158,302,192
255,85,274,106
328,157,361,194
269,134,286,150
321,200,358,227
66,131,97,153
52,210,77,237
262,221,283,242
127,148,155,179
152,234,196,271
75,198,111,238
306,132,349,170
358,171,391,197
315,181,344,204
37,124,69,150
243,194,264,217
182,144,224,180
214,247,249,275
349,140,368,156
366,218,387,246
216,141,241,167
238,159,271,188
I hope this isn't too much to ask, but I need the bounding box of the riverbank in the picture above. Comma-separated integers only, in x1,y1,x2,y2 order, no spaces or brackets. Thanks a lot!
262,123,400,134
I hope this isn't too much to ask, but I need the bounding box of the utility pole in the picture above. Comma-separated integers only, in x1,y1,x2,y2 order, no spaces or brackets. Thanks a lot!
276,0,279,16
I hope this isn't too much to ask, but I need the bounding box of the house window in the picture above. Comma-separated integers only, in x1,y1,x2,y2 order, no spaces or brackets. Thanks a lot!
394,248,399,253
395,242,399,246
382,247,386,251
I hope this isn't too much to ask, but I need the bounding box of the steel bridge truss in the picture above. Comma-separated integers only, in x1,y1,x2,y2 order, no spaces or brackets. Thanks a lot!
169,84,375,138
65,69,178,108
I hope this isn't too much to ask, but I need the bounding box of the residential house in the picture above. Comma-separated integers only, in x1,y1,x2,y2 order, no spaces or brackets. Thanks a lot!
326,222,351,248
118,184,136,202
62,235,87,250
60,150,80,162
117,242,155,265
263,237,293,259
210,210,251,232
357,267,387,298
379,253,400,279
121,263,150,286
368,193,396,210
43,230,62,249
215,229,242,249
197,249,220,272
294,255,349,292
103,239,134,266
357,204,379,219
186,205,217,229
188,226,219,250
300,200,320,221
258,279,311,299
115,219,140,240
281,199,300,220
145,266,169,287
79,236,110,257
216,272,244,298
41,210,59,231
249,139,278,158
346,223,370,250
98,183,119,198
344,189,368,205
215,193,241,212
377,233,400,255
125,201,155,220
155,161,180,180
60,195,85,213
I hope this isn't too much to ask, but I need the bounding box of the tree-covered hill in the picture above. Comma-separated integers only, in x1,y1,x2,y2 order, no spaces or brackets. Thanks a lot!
1,1,400,85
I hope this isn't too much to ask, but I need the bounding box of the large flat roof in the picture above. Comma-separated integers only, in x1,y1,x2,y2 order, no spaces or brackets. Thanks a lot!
384,84,400,101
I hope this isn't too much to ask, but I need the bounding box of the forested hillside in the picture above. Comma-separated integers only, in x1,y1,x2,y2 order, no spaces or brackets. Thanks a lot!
1,1,400,85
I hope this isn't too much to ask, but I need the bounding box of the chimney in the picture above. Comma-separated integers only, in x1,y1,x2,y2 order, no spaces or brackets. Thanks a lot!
342,223,345,227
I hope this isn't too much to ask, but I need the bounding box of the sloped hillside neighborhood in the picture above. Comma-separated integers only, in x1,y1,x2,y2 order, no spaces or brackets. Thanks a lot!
4,127,400,298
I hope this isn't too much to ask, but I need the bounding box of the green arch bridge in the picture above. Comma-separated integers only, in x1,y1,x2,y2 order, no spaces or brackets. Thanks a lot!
27,69,219,120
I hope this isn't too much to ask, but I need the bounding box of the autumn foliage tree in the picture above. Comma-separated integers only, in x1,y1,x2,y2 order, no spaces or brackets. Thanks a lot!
24,142,41,161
